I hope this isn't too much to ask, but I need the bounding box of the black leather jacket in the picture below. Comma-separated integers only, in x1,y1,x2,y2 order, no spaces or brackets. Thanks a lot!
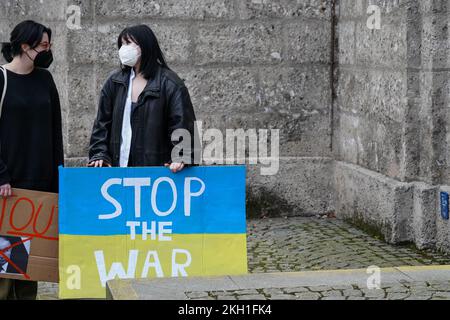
88,64,197,167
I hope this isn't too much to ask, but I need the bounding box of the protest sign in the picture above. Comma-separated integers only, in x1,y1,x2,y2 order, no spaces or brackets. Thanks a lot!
58,166,247,299
0,188,58,282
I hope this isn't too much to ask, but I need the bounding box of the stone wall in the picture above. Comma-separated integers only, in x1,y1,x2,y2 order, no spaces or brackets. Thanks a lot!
334,0,450,253
0,0,335,217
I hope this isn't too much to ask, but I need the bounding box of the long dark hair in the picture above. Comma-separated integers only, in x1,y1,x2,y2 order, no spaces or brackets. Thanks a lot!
1,20,52,63
117,25,169,79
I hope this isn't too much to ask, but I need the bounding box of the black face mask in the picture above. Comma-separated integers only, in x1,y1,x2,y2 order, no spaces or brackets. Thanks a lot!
25,48,54,69
32,49,53,68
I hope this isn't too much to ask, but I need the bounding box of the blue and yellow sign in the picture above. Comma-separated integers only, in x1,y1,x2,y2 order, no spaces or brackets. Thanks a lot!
58,166,247,299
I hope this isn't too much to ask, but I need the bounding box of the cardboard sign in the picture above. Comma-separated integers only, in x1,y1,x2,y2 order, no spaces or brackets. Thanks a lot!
58,166,248,299
0,188,58,282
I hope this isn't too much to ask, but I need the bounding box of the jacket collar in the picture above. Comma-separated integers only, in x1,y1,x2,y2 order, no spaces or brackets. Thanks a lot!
111,64,162,98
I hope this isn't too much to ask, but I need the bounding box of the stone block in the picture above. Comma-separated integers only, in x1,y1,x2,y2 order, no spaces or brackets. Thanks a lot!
195,22,283,65
95,0,236,20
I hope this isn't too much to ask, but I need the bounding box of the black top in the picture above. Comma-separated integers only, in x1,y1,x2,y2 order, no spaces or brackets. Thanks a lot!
131,101,138,112
0,67,64,193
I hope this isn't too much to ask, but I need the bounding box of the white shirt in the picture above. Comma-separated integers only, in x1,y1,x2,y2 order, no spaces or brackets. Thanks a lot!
119,68,136,167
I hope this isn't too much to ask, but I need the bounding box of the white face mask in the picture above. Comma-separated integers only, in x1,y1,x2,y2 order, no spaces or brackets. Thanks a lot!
119,44,141,67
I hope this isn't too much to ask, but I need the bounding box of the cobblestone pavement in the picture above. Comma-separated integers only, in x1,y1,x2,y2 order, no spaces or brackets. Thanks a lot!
186,281,450,300
247,217,450,273
38,216,450,300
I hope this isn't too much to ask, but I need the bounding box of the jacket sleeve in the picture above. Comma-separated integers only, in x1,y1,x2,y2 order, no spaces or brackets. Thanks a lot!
0,70,10,186
167,84,198,166
50,76,64,193
88,78,114,165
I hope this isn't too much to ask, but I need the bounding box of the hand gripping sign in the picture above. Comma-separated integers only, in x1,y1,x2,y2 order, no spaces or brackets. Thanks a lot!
58,166,247,299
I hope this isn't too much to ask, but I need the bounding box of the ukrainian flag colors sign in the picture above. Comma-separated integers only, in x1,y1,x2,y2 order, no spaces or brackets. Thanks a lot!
58,166,247,299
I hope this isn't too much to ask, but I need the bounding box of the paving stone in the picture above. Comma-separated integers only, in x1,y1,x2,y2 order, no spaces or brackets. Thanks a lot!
186,291,210,299
405,295,433,300
410,288,435,296
361,289,386,298
332,285,353,290
430,291,450,299
321,296,346,300
189,296,216,300
386,292,410,300
294,292,322,300
321,290,343,297
307,285,332,292
236,295,267,300
284,287,310,294
429,284,450,291
342,289,363,297
216,295,238,300
262,288,285,295
232,289,260,295
268,294,297,300
385,287,409,293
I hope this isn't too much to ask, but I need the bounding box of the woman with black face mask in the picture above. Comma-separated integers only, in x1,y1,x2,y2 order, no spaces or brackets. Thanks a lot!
0,20,64,300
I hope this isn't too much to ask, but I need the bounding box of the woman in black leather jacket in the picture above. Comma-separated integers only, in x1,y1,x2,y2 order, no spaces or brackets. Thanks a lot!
88,24,196,173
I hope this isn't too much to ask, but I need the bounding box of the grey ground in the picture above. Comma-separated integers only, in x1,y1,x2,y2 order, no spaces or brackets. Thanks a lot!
38,216,450,300
186,281,450,300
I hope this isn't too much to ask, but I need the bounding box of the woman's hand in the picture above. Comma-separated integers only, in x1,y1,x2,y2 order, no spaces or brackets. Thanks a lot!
164,162,185,173
87,160,112,168
0,183,12,197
